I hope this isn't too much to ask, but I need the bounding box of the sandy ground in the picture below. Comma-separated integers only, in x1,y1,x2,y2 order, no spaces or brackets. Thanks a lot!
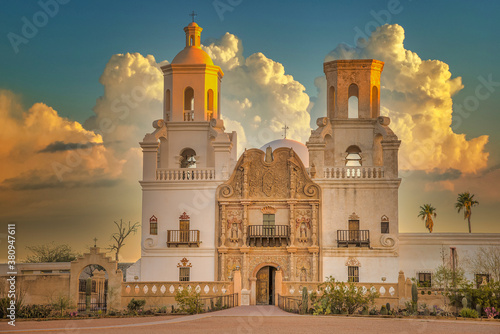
0,306,499,334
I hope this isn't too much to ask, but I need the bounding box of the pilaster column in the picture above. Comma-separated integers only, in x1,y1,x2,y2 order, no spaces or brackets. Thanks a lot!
242,202,249,246
220,204,226,246
311,203,318,246
288,201,296,246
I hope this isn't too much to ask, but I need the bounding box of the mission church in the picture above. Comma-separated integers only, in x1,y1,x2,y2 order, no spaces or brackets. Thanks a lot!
128,21,500,305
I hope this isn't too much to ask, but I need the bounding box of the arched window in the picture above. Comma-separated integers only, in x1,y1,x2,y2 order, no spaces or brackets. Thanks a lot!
190,35,194,46
348,83,359,118
371,86,379,118
329,86,336,117
207,89,214,111
165,89,170,112
180,148,196,168
184,87,194,110
345,145,362,166
373,134,383,166
206,89,214,120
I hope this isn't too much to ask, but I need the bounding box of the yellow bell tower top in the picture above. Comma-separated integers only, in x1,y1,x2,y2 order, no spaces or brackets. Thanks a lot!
161,21,223,122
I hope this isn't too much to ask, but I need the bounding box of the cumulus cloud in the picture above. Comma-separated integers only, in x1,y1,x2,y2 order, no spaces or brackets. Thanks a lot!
84,53,164,156
203,34,311,151
315,24,489,174
0,90,123,190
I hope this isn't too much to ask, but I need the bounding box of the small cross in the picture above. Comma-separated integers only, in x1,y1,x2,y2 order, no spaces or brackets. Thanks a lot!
189,11,197,22
93,237,98,247
282,123,289,139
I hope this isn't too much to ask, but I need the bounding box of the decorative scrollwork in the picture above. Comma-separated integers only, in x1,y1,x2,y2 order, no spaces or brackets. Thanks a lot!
220,184,234,198
144,238,157,248
380,234,397,247
303,183,318,197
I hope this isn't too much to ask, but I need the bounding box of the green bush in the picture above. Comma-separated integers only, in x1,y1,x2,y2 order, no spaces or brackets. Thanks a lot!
174,289,202,314
18,304,53,318
127,298,146,312
459,307,479,318
380,305,388,315
311,276,379,315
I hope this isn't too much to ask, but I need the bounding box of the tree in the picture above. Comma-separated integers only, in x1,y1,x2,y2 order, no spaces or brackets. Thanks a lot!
455,192,479,233
25,242,79,263
418,204,437,233
108,219,140,262
465,246,500,282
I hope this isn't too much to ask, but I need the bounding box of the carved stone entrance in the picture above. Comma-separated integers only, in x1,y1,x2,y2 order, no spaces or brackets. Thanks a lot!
256,266,277,305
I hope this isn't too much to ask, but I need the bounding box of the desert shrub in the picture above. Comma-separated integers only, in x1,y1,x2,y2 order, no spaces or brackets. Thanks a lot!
18,304,52,318
311,276,379,315
174,289,202,314
459,307,478,318
127,298,146,313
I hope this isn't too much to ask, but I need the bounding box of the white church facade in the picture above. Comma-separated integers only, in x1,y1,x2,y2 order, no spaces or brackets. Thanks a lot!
131,21,500,305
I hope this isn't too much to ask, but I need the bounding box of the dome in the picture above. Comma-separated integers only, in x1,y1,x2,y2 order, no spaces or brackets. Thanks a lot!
260,139,309,167
171,47,214,65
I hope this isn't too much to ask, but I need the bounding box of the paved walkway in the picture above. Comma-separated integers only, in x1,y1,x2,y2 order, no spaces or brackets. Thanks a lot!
0,306,499,333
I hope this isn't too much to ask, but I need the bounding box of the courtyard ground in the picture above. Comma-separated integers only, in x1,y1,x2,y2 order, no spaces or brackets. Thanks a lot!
0,306,499,333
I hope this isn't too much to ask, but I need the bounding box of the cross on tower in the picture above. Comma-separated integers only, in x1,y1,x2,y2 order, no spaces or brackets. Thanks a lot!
282,123,289,139
189,11,197,22
93,237,98,248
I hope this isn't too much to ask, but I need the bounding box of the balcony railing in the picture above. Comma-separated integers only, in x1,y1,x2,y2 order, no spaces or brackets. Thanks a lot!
337,230,370,247
184,111,194,121
321,167,384,179
247,225,290,247
156,168,216,181
167,230,200,247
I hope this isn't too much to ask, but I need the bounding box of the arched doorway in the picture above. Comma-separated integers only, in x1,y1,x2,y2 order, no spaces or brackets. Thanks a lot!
77,264,108,313
256,266,277,305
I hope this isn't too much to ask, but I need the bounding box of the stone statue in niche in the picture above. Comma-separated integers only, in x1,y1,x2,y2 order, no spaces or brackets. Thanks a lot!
227,210,242,243
300,267,307,282
230,223,239,242
300,223,307,240
295,210,311,243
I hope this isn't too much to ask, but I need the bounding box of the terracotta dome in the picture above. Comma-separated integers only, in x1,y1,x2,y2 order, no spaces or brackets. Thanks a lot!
260,138,309,167
171,47,214,65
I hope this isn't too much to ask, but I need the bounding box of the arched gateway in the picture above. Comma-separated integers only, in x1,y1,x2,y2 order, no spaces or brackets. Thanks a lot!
216,147,321,305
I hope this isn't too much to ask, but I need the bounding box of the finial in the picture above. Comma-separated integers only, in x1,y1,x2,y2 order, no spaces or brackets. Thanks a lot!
93,237,98,247
282,123,289,139
189,10,197,22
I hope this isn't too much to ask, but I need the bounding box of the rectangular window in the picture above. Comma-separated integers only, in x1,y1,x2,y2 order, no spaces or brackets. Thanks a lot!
381,222,389,234
418,272,432,287
41,270,52,274
179,267,190,282
150,221,158,235
59,269,70,274
150,216,158,235
21,270,33,275
348,266,359,282
475,273,490,288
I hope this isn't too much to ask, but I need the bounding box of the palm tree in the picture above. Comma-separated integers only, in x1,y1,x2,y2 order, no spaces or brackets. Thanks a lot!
455,192,479,233
418,204,437,233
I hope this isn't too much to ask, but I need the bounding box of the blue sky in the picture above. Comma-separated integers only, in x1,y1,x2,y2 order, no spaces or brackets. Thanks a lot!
0,0,499,261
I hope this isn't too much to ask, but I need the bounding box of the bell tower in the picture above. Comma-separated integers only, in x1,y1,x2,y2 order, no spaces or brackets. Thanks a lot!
324,59,384,119
162,21,222,123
